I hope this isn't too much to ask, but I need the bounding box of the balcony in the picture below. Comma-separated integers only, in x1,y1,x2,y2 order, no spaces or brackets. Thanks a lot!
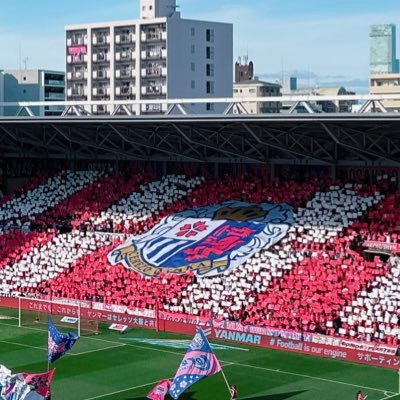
93,53,110,63
92,104,109,114
93,35,110,45
67,71,88,81
116,34,134,44
141,31,167,42
67,87,87,97
44,79,65,87
141,49,166,60
141,103,167,113
45,92,65,100
116,51,133,61
67,54,88,64
141,67,166,78
93,69,111,80
141,85,167,96
92,87,111,97
45,105,65,112
67,37,87,46
116,86,135,96
116,69,134,79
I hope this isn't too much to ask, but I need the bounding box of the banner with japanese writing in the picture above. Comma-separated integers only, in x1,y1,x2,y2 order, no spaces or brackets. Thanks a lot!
108,201,293,277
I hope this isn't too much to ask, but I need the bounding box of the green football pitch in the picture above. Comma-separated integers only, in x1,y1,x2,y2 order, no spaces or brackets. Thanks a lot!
0,307,399,400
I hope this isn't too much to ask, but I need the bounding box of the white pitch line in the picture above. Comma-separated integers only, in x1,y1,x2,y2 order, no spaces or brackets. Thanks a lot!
222,362,397,395
0,323,126,357
379,393,400,400
81,379,160,400
0,339,124,358
0,339,46,352
72,344,127,356
0,320,397,396
221,362,234,367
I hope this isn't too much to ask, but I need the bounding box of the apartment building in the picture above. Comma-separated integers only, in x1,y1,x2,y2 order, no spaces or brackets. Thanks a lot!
65,0,233,115
370,73,400,111
233,79,281,113
1,70,65,116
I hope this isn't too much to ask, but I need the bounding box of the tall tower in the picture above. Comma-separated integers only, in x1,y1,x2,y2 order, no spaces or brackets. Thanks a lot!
370,24,398,74
140,0,179,19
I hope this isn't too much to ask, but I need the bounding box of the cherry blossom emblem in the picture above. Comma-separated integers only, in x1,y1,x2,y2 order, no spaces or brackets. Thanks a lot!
176,221,208,238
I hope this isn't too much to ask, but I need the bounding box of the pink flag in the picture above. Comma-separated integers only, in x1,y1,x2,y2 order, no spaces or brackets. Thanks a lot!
147,379,171,400
169,328,221,399
20,369,55,398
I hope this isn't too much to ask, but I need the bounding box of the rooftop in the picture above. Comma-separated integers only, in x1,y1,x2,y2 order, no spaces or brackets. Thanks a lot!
234,79,281,88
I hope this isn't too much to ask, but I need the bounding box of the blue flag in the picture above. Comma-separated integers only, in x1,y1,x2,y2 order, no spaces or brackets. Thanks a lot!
48,317,79,363
169,328,221,399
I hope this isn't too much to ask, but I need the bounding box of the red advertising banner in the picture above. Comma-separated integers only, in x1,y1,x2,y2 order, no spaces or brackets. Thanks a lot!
0,297,156,330
1,297,399,370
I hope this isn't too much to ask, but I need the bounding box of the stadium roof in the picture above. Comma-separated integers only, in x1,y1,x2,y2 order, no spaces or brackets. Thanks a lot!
0,113,399,166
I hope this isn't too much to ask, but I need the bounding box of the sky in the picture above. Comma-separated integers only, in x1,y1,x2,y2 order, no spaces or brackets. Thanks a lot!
1,0,400,92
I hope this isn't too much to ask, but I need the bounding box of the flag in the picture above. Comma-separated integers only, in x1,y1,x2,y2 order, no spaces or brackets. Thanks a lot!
0,365,54,400
169,327,221,399
48,316,79,363
147,379,171,400
0,364,29,400
21,369,55,399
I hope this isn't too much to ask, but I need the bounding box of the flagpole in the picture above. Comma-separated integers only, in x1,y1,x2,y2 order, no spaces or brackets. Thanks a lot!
198,327,231,395
220,367,231,394
398,369,400,394
47,314,50,372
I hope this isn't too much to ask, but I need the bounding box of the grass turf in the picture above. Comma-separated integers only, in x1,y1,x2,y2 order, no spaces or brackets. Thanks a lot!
0,306,399,400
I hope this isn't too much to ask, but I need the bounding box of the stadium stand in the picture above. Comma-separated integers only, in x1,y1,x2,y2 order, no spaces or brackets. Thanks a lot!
0,170,399,346
0,171,102,233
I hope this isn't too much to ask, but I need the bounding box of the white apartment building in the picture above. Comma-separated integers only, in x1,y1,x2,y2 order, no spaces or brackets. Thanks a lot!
65,0,233,115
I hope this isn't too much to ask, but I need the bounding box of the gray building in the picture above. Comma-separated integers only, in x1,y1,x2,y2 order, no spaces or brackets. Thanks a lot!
370,24,399,74
1,70,65,116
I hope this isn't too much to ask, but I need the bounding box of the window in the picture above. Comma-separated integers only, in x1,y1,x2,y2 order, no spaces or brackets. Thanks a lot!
191,44,195,54
191,62,195,72
206,46,214,60
249,89,256,94
191,80,195,89
206,29,214,42
206,64,214,77
191,27,195,36
206,103,214,111
206,81,214,94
